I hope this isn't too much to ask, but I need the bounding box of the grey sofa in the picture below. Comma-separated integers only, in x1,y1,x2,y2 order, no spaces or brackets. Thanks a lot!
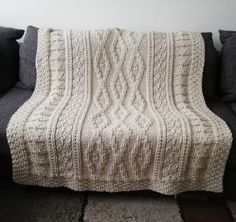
1,26,236,196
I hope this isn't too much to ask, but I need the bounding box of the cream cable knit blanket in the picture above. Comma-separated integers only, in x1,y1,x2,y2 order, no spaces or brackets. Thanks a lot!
7,28,232,194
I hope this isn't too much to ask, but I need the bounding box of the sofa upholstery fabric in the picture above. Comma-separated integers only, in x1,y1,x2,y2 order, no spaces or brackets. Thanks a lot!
219,30,236,102
201,33,220,100
19,26,38,90
0,26,24,92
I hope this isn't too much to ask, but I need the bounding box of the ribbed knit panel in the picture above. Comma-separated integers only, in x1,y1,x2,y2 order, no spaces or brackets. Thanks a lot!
6,28,232,194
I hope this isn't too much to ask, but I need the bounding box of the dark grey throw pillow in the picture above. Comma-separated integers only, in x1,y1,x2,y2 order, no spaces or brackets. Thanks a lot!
19,26,38,90
201,33,219,100
219,30,236,102
0,26,24,92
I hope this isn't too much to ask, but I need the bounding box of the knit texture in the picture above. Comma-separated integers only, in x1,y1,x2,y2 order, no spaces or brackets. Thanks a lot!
6,28,232,194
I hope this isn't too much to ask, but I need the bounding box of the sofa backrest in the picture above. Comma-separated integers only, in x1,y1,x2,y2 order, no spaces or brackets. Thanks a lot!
0,26,24,93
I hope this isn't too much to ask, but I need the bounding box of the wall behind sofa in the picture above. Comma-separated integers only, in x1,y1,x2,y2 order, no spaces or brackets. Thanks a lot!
0,0,235,48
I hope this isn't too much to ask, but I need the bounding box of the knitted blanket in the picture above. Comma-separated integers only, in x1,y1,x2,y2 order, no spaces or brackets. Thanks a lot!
7,28,232,194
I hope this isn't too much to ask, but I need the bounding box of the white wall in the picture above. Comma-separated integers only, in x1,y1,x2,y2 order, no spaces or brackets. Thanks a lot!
0,0,236,48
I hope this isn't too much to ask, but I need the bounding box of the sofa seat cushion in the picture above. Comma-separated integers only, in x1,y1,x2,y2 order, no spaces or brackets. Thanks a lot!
0,86,32,182
207,100,236,169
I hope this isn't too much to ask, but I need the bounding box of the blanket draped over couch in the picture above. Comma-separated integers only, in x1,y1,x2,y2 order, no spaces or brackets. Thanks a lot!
6,28,232,194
